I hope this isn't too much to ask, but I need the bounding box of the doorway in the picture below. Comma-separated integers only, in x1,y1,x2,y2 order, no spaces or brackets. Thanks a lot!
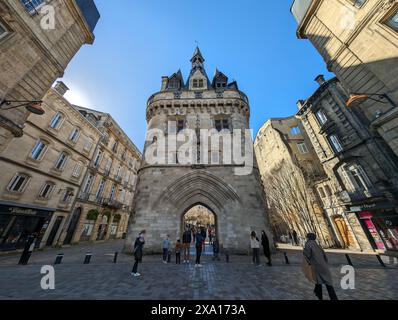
46,216,63,246
64,208,81,245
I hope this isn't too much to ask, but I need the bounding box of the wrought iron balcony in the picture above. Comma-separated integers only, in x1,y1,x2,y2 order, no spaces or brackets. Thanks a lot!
102,198,123,209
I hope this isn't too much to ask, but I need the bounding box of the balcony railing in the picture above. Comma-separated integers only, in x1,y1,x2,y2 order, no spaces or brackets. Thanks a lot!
291,0,312,25
102,198,123,209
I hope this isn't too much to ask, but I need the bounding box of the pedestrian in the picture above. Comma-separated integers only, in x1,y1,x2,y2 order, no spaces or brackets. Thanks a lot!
292,230,299,246
303,233,338,300
195,229,204,267
201,227,206,251
250,231,260,266
162,234,171,264
261,230,272,266
175,239,182,264
212,237,220,261
131,230,146,277
18,232,37,265
182,227,192,264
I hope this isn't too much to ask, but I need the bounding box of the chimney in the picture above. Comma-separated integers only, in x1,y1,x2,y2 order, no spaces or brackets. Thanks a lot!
296,99,305,110
161,76,169,91
315,75,326,86
54,81,69,96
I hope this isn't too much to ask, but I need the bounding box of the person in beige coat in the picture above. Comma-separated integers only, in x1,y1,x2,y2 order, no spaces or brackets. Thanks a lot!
303,233,338,300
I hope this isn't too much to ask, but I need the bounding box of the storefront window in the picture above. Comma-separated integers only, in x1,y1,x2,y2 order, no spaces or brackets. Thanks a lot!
80,221,95,241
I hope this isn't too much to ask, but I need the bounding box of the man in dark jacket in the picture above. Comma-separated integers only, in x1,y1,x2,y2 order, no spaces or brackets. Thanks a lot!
182,227,192,264
195,229,204,267
131,230,146,277
261,230,272,266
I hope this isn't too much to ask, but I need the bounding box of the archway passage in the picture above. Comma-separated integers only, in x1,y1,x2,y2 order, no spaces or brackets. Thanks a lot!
182,204,217,256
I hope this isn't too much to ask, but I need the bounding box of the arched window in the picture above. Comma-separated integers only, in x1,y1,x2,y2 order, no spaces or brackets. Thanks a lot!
30,139,48,160
7,173,30,193
49,112,63,129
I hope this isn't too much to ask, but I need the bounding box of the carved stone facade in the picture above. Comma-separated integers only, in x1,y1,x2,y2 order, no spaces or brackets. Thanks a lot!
292,0,398,156
297,76,398,253
0,0,100,151
124,48,272,254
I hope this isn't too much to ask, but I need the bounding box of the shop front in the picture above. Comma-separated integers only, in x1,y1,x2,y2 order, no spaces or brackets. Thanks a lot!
0,202,53,252
350,202,398,252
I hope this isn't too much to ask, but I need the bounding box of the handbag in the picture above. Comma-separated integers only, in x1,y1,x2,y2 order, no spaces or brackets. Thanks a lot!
302,258,317,284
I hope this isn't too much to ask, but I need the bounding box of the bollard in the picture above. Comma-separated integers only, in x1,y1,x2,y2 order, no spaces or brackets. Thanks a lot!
113,252,118,264
54,253,64,265
345,254,353,266
84,252,92,264
284,252,290,265
376,255,386,268
226,253,229,263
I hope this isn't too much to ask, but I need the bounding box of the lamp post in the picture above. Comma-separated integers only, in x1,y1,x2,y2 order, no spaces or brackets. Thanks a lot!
0,100,45,115
346,93,397,108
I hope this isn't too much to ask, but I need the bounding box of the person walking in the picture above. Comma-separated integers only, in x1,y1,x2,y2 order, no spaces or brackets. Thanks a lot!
201,227,207,251
18,232,37,265
303,233,338,300
250,231,260,266
162,235,171,264
182,227,192,264
261,230,272,266
131,230,146,277
292,230,299,246
175,239,182,265
195,229,204,267
212,236,220,261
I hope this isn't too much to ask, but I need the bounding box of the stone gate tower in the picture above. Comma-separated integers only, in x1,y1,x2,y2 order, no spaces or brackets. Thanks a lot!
124,48,272,254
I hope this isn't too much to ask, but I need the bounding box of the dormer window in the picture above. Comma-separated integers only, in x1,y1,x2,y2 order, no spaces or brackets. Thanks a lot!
193,79,204,88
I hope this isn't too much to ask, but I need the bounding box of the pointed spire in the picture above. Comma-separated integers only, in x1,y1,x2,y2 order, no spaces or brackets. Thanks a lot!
190,46,205,68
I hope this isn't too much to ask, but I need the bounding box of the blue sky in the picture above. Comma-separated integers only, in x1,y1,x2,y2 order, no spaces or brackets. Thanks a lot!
62,0,332,151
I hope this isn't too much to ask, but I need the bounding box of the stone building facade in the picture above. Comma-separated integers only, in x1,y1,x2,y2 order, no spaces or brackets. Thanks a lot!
291,0,398,156
0,0,100,151
254,116,337,248
64,106,142,245
124,48,272,254
297,75,398,253
0,83,102,251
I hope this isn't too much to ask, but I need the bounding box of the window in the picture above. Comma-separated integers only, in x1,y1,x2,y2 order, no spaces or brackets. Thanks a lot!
116,165,122,179
119,189,126,203
69,128,80,143
93,150,103,168
316,110,328,125
297,142,309,154
215,119,230,132
30,139,47,160
84,138,94,152
386,8,398,32
290,126,301,135
96,179,106,200
72,162,83,178
112,141,119,153
61,189,74,203
329,134,343,153
55,152,69,171
352,0,366,8
21,0,44,12
109,185,116,202
49,112,63,129
105,158,112,172
318,187,326,198
193,79,198,88
0,21,8,39
7,174,29,193
177,120,185,133
341,164,372,191
324,185,332,197
38,182,55,199
83,174,95,194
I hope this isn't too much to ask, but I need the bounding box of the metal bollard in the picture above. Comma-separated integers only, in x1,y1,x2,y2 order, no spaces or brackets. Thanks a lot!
54,253,64,265
376,255,386,268
284,252,290,265
345,254,353,266
113,252,118,264
84,252,92,264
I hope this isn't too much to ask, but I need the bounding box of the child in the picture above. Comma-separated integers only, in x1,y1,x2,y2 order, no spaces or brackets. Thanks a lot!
175,239,182,264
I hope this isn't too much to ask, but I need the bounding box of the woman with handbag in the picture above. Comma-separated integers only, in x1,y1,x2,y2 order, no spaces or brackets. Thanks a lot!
303,233,338,300
131,230,146,277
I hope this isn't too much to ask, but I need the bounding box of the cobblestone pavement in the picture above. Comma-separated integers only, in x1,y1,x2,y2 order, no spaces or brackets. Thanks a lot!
0,240,397,300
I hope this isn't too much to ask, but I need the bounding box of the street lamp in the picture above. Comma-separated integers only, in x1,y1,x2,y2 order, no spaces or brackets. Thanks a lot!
346,93,397,108
0,100,45,115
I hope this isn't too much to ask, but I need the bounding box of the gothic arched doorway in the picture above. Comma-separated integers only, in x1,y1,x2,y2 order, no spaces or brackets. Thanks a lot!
182,204,217,245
